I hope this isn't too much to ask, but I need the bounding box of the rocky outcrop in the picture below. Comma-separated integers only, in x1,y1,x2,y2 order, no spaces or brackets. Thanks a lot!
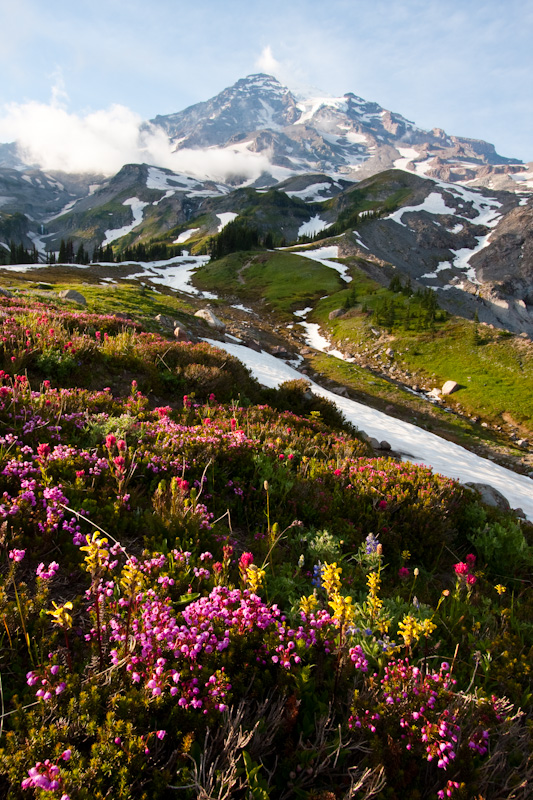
58,289,87,305
194,309,226,331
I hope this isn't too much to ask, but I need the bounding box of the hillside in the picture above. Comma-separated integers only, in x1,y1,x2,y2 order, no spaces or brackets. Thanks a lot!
0,281,532,799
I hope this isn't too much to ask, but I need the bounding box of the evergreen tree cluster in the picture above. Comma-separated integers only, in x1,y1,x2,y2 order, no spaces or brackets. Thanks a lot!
120,241,182,263
0,241,39,266
373,286,442,333
57,239,93,265
208,220,279,260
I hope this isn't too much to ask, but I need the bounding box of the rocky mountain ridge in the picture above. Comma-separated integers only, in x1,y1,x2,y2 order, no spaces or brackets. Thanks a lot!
152,73,532,192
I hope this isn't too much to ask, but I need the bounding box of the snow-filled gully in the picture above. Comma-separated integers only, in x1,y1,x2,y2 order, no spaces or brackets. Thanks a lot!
205,339,533,520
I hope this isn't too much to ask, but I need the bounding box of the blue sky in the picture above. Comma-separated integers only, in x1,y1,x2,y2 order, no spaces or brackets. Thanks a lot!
1,0,531,170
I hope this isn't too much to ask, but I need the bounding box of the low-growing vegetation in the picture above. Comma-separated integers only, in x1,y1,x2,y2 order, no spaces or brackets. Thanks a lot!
0,293,532,800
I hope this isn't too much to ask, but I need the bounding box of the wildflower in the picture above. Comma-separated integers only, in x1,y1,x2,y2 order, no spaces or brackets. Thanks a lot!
495,584,507,595
80,532,109,574
398,566,410,580
311,564,323,588
46,601,73,629
9,548,25,562
321,562,342,597
36,561,59,580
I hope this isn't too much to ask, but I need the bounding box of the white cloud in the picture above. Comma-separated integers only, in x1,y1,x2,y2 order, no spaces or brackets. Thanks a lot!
0,93,273,183
255,45,282,77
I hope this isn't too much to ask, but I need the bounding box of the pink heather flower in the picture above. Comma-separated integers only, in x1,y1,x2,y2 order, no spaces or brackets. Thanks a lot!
36,561,59,580
156,730,166,739
9,548,25,562
61,749,71,761
454,562,469,576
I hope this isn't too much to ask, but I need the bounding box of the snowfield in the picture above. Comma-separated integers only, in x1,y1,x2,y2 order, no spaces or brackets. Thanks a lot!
204,339,533,520
103,198,148,246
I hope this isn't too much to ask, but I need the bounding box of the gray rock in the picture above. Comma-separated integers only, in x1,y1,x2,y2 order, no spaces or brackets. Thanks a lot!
442,380,459,395
331,386,350,398
156,314,177,329
465,482,511,511
0,287,13,298
379,440,392,450
173,326,191,342
328,308,345,320
58,289,87,306
271,345,292,359
194,309,226,331
243,338,262,353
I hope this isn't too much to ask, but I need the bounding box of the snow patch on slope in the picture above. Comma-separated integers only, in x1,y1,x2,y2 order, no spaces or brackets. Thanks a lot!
293,245,352,283
203,339,533,519
298,215,332,238
103,197,148,246
216,212,238,231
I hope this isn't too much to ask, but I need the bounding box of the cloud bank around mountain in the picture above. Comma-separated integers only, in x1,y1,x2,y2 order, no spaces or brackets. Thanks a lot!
0,92,272,182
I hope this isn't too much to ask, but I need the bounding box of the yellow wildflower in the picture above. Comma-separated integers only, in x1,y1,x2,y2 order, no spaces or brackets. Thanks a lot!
322,562,342,598
246,564,266,594
299,594,318,616
120,561,144,597
328,593,355,628
46,601,73,630
80,532,109,574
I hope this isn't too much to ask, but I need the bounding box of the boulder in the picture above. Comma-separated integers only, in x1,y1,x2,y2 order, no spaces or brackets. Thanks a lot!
331,386,350,398
442,380,459,395
379,440,392,451
465,482,511,511
0,287,13,298
328,308,345,320
194,309,225,331
155,314,177,330
58,289,87,306
173,326,191,342
243,338,262,353
270,345,292,359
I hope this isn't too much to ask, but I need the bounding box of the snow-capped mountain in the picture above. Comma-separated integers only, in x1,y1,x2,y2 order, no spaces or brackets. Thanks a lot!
0,72,532,337
151,74,532,193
